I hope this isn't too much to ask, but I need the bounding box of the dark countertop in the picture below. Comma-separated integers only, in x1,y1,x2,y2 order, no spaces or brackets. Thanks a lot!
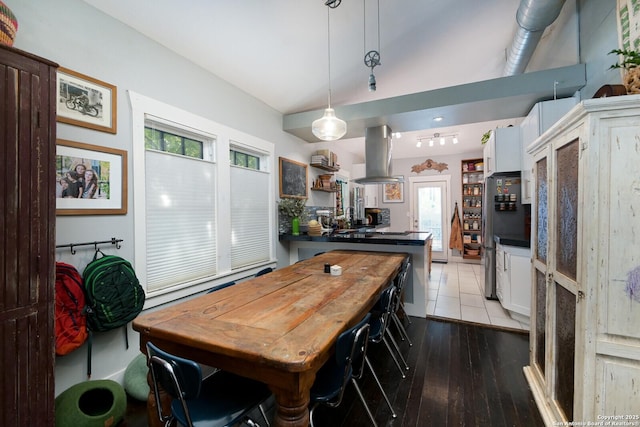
280,231,432,246
494,234,531,248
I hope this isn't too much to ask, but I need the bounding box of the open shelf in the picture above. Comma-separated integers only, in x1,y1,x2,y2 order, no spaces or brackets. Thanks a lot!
461,158,484,260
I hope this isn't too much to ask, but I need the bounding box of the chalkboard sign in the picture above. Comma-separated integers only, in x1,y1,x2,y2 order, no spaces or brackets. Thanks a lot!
279,157,308,199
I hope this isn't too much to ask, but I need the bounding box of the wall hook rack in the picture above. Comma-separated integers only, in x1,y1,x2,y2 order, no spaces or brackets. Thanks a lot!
56,238,123,255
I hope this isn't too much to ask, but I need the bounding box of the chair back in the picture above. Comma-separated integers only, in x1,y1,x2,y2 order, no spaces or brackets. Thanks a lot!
369,285,395,342
392,257,411,310
207,281,235,293
334,313,371,399
255,267,274,277
146,342,203,426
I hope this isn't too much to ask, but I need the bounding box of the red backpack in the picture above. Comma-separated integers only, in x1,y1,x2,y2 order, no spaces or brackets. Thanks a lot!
55,262,88,356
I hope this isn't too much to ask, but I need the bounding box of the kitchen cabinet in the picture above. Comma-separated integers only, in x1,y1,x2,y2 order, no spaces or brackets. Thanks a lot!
524,96,640,425
519,98,577,204
1,45,57,426
364,184,379,208
495,243,530,324
461,159,483,259
483,126,521,177
352,163,379,207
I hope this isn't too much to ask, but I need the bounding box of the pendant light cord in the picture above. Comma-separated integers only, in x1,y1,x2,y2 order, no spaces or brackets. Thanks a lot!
327,5,332,108
363,0,381,55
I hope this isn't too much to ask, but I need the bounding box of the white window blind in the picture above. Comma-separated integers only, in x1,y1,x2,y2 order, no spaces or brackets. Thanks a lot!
145,150,217,292
230,165,270,268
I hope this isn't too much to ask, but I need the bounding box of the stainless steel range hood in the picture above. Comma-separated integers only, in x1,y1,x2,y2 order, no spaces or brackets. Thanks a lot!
354,125,404,184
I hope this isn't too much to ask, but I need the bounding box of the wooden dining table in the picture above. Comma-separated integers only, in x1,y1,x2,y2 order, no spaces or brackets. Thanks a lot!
133,249,409,427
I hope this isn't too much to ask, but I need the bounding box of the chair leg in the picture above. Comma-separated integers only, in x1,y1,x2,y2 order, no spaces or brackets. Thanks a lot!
365,356,397,418
385,329,410,371
382,337,406,378
309,402,319,427
242,417,260,427
392,312,413,346
258,403,271,427
350,378,378,427
399,301,412,325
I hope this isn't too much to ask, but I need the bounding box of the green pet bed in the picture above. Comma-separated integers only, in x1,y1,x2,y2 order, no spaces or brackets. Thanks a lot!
123,353,150,401
55,379,126,427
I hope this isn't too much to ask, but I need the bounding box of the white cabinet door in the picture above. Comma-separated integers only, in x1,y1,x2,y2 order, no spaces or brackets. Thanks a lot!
496,243,531,318
483,127,521,177
495,244,506,303
364,184,378,208
520,98,577,203
506,246,531,317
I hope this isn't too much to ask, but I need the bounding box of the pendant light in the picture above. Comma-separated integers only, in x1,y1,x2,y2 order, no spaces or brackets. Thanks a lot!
312,3,347,141
363,0,381,92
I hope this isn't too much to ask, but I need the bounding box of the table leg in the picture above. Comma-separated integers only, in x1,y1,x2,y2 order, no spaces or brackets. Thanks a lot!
270,385,311,427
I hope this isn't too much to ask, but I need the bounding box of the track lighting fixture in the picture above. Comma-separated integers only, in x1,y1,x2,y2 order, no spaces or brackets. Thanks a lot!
416,132,460,148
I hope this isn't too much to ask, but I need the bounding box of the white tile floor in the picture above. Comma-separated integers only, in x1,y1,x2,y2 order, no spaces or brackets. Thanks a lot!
426,261,529,331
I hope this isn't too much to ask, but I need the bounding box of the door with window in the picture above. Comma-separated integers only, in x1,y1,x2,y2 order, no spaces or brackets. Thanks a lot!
410,176,450,262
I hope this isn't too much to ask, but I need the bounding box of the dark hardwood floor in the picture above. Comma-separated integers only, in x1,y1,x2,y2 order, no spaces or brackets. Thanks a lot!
123,317,543,427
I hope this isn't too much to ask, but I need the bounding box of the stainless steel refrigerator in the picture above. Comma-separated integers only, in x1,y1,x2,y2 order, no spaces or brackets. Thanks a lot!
482,171,524,299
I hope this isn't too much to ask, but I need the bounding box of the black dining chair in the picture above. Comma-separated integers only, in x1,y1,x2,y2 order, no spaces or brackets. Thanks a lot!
391,257,413,346
207,281,236,293
254,267,273,277
146,341,272,427
368,285,409,379
309,313,377,427
363,285,399,418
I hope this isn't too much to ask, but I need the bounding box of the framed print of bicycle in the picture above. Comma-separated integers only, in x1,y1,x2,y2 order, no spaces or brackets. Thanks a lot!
56,67,117,134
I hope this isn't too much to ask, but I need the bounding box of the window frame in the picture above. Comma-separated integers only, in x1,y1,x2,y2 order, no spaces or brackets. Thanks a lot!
129,91,276,308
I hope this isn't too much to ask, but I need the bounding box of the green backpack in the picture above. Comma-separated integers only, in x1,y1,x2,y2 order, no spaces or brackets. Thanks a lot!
83,252,145,332
82,251,146,377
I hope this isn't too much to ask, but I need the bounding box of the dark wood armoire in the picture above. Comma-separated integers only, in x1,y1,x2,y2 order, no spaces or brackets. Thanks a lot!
0,44,57,425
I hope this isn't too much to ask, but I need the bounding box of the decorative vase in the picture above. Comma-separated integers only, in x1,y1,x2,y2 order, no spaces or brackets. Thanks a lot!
624,67,640,94
291,217,300,236
0,1,18,47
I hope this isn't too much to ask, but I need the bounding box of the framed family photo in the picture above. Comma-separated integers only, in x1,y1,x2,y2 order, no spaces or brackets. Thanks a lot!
55,139,127,215
56,67,117,134
279,157,308,199
383,180,404,203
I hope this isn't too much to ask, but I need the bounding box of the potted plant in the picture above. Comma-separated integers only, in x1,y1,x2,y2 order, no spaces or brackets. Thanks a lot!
278,198,307,235
609,48,640,94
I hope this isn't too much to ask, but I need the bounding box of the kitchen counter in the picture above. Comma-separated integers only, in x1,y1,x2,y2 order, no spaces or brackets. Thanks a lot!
279,231,431,246
281,231,433,318
493,234,531,248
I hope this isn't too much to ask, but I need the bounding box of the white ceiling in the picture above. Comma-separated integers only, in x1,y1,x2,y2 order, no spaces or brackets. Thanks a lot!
81,0,579,159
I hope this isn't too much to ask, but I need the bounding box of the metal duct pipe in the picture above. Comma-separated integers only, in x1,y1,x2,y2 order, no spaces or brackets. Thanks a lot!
503,0,566,76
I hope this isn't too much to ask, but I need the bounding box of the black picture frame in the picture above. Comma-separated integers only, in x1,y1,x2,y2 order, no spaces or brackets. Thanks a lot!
279,157,308,199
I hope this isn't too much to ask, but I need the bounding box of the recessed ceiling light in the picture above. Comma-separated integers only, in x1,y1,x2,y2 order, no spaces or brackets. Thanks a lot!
433,116,443,122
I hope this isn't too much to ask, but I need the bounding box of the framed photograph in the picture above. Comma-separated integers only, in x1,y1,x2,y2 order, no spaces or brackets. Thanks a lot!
279,157,308,199
56,67,117,134
383,180,404,203
55,139,127,215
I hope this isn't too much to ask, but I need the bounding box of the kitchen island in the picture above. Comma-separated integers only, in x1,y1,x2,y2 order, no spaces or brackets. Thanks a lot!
280,231,432,318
